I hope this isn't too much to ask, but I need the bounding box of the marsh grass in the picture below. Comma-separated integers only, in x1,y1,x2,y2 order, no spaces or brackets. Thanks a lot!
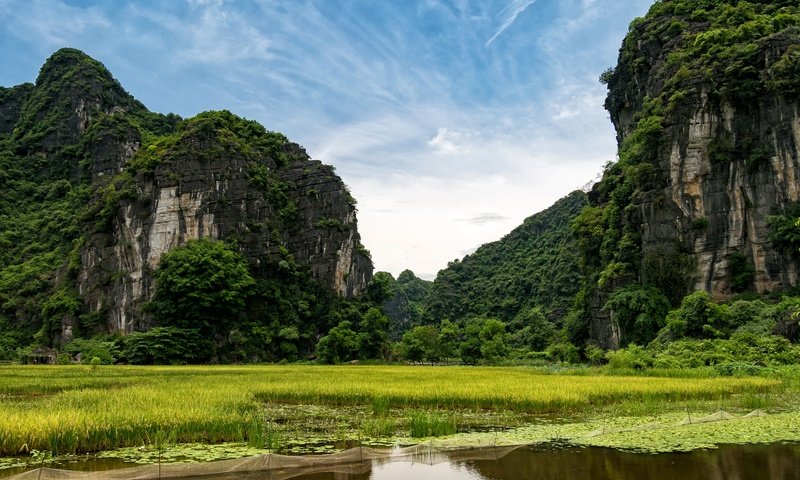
370,396,390,416
360,417,398,437
0,365,783,456
409,411,458,437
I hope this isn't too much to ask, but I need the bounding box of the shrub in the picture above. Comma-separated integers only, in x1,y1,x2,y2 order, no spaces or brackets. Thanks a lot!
62,338,116,365
585,344,607,366
546,342,580,364
605,344,653,370
116,327,213,365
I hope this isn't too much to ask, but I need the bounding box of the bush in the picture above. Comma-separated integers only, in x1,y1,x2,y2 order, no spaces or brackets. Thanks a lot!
545,342,580,364
603,284,670,346
585,344,607,365
116,327,213,364
605,344,653,370
62,338,116,365
316,321,358,364
654,291,730,342
649,334,800,368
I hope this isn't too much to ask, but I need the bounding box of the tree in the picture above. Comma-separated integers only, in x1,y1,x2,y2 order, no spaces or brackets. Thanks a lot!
401,325,440,363
438,319,460,362
510,306,555,351
460,318,510,364
479,319,510,362
602,285,670,346
656,291,730,342
316,321,358,364
366,271,396,304
357,307,390,359
149,239,255,337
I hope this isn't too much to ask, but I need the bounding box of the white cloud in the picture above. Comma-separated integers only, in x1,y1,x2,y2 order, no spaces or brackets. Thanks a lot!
486,0,538,47
428,127,474,155
5,1,112,49
177,3,271,64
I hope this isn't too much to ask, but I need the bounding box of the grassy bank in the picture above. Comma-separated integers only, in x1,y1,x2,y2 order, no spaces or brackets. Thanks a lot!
0,365,789,457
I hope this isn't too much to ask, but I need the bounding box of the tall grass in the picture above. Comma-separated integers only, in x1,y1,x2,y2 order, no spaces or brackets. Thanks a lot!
409,412,458,437
0,365,780,456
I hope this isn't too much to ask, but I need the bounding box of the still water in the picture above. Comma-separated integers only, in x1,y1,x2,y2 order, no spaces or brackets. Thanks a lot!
287,443,800,480
3,443,799,480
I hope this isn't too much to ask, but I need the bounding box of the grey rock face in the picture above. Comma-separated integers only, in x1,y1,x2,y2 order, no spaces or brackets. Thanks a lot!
77,135,372,333
632,95,800,297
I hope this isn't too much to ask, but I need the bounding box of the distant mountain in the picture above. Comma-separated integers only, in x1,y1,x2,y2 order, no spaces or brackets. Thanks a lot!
423,191,587,332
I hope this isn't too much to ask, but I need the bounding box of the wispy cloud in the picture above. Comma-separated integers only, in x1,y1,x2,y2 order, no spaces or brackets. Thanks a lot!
458,213,511,225
486,0,537,47
0,0,654,278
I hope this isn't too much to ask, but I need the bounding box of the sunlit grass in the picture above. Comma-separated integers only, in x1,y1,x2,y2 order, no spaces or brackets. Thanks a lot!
0,365,781,456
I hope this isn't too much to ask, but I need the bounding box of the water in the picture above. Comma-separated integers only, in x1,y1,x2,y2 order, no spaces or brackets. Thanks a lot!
2,443,798,479
285,443,800,480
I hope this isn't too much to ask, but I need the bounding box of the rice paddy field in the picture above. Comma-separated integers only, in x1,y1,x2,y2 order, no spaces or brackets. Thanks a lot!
0,364,799,469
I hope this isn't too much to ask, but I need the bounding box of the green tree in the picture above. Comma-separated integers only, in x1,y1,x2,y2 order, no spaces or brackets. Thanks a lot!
149,239,255,337
438,319,460,362
460,318,510,364
401,325,440,363
316,321,358,364
117,327,212,364
366,271,396,304
602,284,670,346
479,319,510,362
510,306,555,351
357,307,390,360
655,291,730,342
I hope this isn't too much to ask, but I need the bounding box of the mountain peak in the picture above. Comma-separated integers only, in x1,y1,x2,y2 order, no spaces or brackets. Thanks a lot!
14,48,144,153
36,48,103,86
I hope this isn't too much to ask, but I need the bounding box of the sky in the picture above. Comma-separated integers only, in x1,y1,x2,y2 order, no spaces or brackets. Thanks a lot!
0,0,654,280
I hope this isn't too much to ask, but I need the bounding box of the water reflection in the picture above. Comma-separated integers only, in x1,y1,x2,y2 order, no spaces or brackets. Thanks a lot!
3,443,798,480
287,443,800,480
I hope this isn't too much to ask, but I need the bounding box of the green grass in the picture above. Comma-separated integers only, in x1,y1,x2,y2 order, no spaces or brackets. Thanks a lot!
0,364,785,457
409,411,458,437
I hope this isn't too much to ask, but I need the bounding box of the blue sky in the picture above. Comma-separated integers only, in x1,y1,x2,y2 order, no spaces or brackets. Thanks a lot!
0,0,654,279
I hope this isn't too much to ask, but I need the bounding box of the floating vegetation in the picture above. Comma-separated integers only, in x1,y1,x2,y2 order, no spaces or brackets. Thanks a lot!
432,410,800,454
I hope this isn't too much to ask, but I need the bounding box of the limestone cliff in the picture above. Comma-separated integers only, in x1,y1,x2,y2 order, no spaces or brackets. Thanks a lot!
578,1,800,348
0,48,372,343
77,112,372,333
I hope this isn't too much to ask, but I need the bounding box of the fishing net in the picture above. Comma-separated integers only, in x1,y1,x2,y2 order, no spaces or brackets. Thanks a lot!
3,410,772,479
4,443,523,480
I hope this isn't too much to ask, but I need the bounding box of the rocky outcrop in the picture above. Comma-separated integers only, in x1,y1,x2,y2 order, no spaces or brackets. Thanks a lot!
586,2,800,347
633,96,800,296
77,130,372,332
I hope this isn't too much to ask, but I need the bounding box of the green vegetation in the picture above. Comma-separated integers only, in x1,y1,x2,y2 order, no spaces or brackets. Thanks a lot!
370,270,432,339
0,364,784,458
148,239,255,338
0,49,179,358
389,191,587,356
425,192,585,329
